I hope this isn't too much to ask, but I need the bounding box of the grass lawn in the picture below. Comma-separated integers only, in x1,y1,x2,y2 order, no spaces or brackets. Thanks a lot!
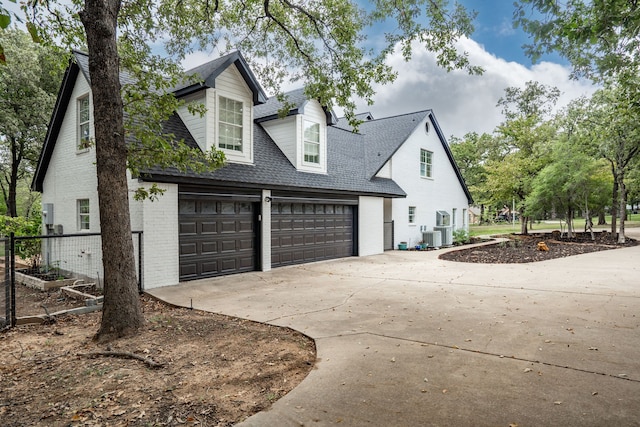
469,213,640,237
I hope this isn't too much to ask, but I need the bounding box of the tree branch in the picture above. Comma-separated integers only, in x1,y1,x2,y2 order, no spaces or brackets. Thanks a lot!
263,0,311,61
79,351,164,368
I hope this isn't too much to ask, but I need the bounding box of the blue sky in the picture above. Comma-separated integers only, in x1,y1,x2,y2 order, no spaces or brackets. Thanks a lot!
336,1,596,138
457,1,566,65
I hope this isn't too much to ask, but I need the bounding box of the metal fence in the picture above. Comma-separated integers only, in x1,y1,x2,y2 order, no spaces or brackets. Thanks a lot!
1,231,143,329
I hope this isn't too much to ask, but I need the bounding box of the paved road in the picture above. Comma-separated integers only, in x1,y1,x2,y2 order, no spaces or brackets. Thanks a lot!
148,229,640,426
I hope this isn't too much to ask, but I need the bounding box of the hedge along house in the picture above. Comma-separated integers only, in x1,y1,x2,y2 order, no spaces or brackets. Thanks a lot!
32,50,472,290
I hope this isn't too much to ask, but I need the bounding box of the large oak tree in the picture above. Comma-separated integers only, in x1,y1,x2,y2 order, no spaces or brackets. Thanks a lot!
26,0,482,341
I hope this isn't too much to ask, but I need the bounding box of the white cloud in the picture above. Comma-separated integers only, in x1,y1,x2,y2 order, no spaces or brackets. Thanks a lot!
352,37,597,139
496,19,516,36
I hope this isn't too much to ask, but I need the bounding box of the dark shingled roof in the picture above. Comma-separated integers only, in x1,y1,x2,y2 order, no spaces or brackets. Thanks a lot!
254,88,338,125
358,111,431,178
172,51,268,105
73,50,137,87
143,122,406,197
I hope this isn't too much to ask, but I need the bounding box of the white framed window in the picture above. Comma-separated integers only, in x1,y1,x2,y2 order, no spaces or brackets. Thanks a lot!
452,208,457,229
218,96,243,152
303,120,320,164
420,149,433,178
77,199,90,231
463,208,468,227
408,206,416,224
77,95,91,151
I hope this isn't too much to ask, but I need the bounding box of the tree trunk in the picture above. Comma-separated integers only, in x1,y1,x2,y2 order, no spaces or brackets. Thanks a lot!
597,210,606,225
80,0,143,341
611,178,618,235
618,178,626,244
6,136,20,217
520,216,528,235
566,207,574,239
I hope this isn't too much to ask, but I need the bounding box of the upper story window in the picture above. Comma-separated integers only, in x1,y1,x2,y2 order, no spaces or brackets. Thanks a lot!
77,95,91,151
303,120,320,164
408,206,416,224
420,149,433,178
78,199,90,231
218,96,243,152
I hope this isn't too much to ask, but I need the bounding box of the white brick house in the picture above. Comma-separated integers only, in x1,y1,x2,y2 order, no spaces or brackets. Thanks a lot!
32,51,472,289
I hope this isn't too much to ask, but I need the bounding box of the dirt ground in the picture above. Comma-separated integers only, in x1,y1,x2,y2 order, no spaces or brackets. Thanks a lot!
0,295,315,426
440,230,638,263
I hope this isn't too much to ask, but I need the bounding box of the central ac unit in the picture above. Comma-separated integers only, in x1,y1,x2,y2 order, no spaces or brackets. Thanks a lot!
422,231,442,248
433,226,453,246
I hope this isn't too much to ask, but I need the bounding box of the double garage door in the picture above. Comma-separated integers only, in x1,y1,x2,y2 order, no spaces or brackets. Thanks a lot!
178,192,355,281
271,202,354,267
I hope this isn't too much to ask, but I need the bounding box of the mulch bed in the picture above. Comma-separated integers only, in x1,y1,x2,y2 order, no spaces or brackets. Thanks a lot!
440,231,637,263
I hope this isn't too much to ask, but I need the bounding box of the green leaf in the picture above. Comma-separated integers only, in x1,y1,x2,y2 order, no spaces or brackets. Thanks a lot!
0,13,11,29
26,22,42,43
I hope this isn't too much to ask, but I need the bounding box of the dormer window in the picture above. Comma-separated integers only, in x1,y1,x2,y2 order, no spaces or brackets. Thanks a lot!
218,96,243,152
303,120,320,164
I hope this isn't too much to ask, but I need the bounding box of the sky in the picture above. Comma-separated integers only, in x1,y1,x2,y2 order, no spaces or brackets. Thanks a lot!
5,1,597,140
182,1,598,140
341,1,598,139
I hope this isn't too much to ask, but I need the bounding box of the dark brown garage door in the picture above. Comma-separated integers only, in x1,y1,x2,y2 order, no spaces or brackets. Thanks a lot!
179,197,257,281
271,202,354,267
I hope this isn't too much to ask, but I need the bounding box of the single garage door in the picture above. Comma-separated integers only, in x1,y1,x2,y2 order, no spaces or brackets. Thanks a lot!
271,202,355,267
179,196,257,281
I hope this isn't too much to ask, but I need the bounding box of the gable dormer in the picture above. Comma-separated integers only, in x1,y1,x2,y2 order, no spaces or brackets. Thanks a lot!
174,51,267,165
256,88,336,174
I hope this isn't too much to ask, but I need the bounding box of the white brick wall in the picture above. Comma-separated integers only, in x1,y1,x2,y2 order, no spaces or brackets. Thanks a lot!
42,72,99,236
41,71,179,289
358,196,384,256
139,182,179,289
389,115,470,247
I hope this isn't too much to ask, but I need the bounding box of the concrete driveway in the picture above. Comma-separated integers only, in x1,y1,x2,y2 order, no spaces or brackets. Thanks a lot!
148,229,640,426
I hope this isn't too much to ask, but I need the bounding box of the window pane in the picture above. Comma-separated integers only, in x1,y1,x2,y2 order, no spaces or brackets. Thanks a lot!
304,121,320,142
408,206,416,223
78,199,90,230
219,96,243,151
420,149,433,178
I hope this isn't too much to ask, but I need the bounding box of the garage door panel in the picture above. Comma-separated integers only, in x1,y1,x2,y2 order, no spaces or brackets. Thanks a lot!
180,242,197,256
180,263,197,279
220,220,237,233
179,197,257,281
201,260,219,275
221,239,238,252
239,238,254,250
238,219,253,232
201,241,218,254
201,221,217,234
180,222,197,235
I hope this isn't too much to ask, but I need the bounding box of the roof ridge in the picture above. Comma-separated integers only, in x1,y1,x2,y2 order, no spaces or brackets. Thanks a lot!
358,109,432,123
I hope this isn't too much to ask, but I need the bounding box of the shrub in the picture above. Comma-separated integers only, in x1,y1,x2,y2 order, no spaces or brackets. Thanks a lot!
453,228,470,245
1,215,42,268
